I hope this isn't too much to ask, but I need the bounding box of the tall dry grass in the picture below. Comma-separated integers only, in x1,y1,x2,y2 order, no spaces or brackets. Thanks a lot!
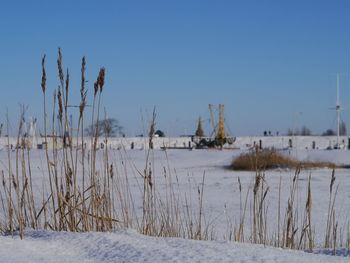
0,49,209,240
231,148,337,171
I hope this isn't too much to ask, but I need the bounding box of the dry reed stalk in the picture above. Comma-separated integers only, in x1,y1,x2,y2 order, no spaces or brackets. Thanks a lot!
25,124,37,229
298,174,313,251
69,56,88,231
90,67,106,230
306,174,313,250
283,167,300,249
248,148,270,245
236,180,249,243
141,107,156,235
5,110,13,234
325,169,338,248
57,50,76,231
277,175,282,247
14,106,26,239
333,211,338,255
41,54,59,230
79,56,88,231
195,172,205,240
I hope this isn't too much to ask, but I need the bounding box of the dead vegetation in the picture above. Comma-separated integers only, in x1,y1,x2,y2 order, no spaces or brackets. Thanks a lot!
0,49,208,240
231,148,337,171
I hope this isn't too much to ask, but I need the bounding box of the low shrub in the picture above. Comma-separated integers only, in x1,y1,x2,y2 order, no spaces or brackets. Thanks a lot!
231,148,336,171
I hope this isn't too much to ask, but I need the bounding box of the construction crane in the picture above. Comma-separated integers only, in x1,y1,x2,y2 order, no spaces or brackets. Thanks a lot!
217,104,226,143
195,117,205,137
208,104,217,136
195,104,235,148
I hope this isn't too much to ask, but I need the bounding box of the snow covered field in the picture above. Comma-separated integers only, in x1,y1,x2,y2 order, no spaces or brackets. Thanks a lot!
0,146,350,262
1,229,349,263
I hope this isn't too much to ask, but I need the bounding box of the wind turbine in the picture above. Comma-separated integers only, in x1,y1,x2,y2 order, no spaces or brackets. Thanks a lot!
329,73,345,149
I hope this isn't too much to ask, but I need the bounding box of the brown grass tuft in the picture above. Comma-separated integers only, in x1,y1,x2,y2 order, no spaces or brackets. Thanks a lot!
231,148,336,171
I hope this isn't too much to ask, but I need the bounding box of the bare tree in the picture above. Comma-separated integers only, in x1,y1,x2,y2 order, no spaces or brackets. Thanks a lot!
155,130,165,137
85,118,123,137
300,126,312,136
322,129,336,136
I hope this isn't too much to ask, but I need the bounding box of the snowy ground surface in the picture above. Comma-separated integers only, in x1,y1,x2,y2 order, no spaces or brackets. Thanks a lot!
1,145,350,262
1,229,349,263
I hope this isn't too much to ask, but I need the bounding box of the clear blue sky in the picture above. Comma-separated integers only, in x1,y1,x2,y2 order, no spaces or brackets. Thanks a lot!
1,0,350,136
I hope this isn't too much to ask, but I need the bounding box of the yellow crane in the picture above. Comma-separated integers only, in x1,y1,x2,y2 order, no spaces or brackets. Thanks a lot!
208,104,227,145
195,117,204,137
195,104,235,148
216,104,226,142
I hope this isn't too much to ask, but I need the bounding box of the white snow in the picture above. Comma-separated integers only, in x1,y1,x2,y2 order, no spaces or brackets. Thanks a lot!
1,229,349,263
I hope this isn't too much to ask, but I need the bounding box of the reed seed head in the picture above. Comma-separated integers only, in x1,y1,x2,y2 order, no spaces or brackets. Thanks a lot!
57,88,63,122
81,56,86,97
253,175,261,196
98,67,105,92
330,168,336,193
57,48,64,86
41,55,46,93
